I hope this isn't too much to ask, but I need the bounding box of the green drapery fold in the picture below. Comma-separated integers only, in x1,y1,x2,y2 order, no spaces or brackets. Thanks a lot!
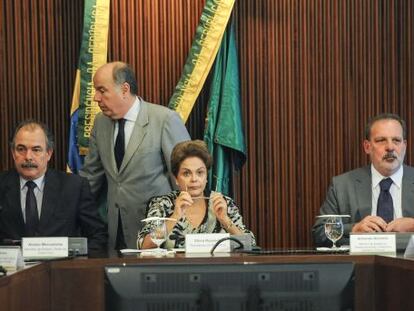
204,19,246,196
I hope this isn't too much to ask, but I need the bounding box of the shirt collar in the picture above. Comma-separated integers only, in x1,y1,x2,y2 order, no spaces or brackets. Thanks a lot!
19,175,45,192
371,164,403,189
123,96,140,122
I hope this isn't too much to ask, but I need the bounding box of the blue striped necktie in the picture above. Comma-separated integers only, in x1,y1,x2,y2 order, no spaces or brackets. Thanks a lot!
377,178,394,223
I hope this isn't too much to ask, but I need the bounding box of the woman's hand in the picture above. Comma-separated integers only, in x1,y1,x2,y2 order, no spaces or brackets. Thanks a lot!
210,191,229,223
210,192,243,235
172,191,194,219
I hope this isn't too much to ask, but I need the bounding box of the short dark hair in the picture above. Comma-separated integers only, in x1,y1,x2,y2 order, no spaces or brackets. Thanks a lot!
10,120,54,151
171,140,212,177
112,62,138,96
365,113,406,140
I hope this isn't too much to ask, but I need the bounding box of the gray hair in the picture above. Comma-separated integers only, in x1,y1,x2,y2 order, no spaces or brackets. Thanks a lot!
10,119,54,151
365,113,406,140
112,62,138,95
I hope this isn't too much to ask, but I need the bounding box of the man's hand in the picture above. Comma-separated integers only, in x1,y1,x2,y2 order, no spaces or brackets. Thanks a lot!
352,215,388,232
386,217,414,232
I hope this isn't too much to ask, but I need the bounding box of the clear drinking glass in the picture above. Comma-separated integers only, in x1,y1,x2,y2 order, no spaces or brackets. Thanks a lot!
324,216,344,249
150,219,167,252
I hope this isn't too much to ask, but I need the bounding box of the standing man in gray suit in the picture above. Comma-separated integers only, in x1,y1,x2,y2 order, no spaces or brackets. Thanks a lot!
313,113,414,247
80,62,190,250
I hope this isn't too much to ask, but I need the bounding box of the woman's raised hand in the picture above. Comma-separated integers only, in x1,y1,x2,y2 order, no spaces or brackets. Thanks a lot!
210,191,228,222
173,191,194,219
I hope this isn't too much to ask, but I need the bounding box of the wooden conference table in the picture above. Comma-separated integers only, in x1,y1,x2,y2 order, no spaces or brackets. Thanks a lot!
1,251,414,311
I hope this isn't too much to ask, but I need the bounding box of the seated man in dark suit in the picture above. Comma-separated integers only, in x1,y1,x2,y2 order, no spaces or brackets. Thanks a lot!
313,113,414,247
0,120,107,253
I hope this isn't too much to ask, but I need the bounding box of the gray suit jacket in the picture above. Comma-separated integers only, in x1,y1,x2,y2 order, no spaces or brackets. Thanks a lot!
312,165,414,247
80,100,190,249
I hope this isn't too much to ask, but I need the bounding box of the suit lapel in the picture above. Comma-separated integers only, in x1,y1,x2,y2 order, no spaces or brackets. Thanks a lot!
354,166,372,221
3,171,26,236
99,116,118,177
39,170,60,229
119,101,149,173
401,166,414,217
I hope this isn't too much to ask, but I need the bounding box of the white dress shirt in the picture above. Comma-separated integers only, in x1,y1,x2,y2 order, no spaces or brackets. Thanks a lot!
113,96,141,150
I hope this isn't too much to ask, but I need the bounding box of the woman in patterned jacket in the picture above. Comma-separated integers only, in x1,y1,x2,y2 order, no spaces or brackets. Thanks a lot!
137,140,255,249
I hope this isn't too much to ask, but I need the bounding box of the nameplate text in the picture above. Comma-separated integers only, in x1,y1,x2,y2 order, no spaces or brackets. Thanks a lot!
350,233,396,254
22,237,69,259
185,233,230,253
0,246,24,270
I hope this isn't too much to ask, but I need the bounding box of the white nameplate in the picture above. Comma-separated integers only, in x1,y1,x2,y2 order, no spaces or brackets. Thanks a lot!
22,237,69,259
350,233,396,254
185,233,230,253
0,246,24,270
404,235,414,257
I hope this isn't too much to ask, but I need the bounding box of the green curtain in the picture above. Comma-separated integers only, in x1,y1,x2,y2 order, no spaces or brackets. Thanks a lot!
204,18,247,196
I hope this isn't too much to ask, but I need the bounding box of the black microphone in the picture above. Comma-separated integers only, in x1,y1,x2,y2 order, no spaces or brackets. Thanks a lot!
210,236,244,255
169,233,185,244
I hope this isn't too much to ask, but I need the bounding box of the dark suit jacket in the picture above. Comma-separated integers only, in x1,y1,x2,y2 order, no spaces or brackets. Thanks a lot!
0,169,107,252
312,165,414,247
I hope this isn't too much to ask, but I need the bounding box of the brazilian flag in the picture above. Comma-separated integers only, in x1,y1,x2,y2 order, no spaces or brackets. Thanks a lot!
168,0,246,196
203,19,246,196
168,0,236,123
68,0,110,173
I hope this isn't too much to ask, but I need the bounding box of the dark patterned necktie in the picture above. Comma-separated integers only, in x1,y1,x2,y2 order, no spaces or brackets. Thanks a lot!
377,178,394,223
114,118,126,170
25,181,39,236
